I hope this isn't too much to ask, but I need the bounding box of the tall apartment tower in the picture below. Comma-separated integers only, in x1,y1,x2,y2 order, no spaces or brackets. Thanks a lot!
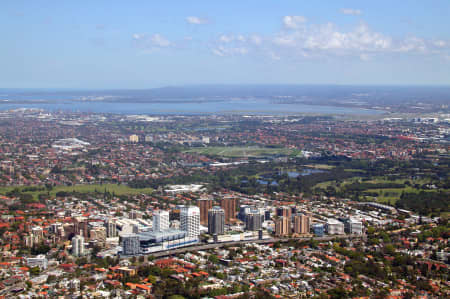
153,210,170,232
72,235,85,257
122,233,140,256
294,214,310,234
275,216,291,237
180,206,200,238
74,217,89,238
245,211,262,231
208,206,225,235
276,206,292,219
106,219,117,238
197,198,213,225
220,197,238,224
129,134,139,143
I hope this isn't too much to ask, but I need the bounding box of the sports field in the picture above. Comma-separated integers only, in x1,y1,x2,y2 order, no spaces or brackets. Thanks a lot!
184,146,301,157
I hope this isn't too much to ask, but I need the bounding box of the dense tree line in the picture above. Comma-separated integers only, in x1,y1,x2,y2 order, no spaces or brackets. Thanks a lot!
396,191,450,215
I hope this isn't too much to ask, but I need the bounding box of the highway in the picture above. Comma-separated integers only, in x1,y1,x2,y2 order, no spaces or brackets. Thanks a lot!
128,234,364,260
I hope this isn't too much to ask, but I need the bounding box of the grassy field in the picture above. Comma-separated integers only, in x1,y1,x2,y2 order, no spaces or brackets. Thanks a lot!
313,177,439,204
304,164,335,170
0,184,153,200
185,146,302,158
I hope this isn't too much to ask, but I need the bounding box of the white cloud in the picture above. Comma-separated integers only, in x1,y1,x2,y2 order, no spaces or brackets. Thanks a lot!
210,17,450,62
186,16,209,25
249,35,262,45
396,37,426,53
283,16,307,29
272,22,393,53
359,54,372,61
132,33,172,51
150,34,171,47
236,35,246,42
433,40,447,48
211,45,248,57
341,8,362,16
219,35,234,43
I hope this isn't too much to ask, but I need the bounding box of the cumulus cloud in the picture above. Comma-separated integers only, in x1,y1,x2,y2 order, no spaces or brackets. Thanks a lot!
341,8,362,16
283,16,307,29
186,16,209,25
150,34,171,47
219,35,234,43
249,35,263,45
433,40,447,48
212,45,248,57
132,33,172,51
210,17,450,61
211,34,252,56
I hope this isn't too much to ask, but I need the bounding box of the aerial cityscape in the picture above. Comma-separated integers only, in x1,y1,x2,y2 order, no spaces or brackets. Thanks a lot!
0,1,449,299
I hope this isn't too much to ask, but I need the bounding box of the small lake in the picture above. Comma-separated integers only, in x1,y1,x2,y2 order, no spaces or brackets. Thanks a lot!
284,169,325,178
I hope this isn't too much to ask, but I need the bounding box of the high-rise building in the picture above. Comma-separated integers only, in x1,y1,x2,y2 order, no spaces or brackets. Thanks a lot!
208,206,225,235
153,210,170,232
245,211,263,231
326,219,345,235
238,205,251,222
343,218,363,234
265,210,271,221
106,220,117,238
129,134,139,143
197,198,213,225
90,227,106,243
276,206,292,219
129,210,142,220
74,217,89,238
122,233,140,256
180,206,200,238
31,227,43,242
72,235,85,257
275,216,291,237
293,214,310,234
312,223,325,237
220,197,238,224
50,223,62,234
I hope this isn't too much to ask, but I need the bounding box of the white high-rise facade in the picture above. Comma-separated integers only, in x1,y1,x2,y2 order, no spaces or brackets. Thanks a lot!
72,235,85,257
122,233,140,255
106,219,117,238
180,206,200,238
153,210,170,232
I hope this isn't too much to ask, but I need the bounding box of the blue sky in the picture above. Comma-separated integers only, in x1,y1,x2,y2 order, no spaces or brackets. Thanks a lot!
1,1,450,88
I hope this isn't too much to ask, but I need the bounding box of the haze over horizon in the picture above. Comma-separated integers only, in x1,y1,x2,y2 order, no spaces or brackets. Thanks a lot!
2,1,450,89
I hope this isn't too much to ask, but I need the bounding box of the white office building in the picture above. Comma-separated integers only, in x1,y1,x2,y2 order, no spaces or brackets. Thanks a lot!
180,206,200,238
326,219,345,235
72,235,85,256
26,255,48,269
153,210,170,232
344,218,363,234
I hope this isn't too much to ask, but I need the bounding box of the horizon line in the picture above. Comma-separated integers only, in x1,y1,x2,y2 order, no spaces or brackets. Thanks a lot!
1,83,450,91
